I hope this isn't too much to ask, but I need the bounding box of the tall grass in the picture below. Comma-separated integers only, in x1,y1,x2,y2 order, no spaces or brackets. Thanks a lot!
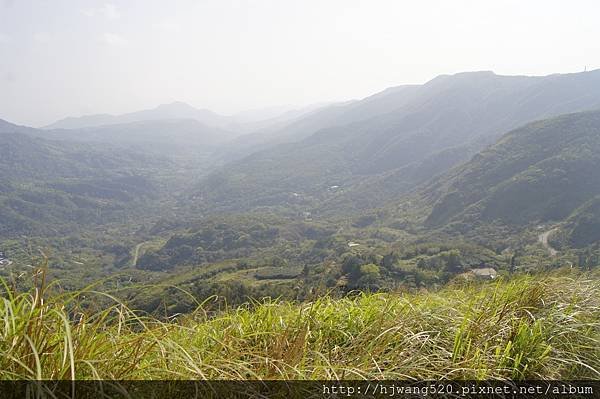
1,268,598,380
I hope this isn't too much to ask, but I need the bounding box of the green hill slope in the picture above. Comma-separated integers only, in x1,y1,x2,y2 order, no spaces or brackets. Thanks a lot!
562,197,600,248
423,110,600,230
0,120,168,236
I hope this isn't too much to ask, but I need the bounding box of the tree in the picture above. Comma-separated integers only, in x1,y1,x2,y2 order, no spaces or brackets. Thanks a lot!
509,251,520,274
443,250,463,273
356,263,381,290
341,254,363,277
382,252,399,269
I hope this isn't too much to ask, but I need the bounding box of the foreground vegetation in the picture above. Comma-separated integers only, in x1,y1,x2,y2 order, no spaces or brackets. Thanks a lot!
1,269,598,380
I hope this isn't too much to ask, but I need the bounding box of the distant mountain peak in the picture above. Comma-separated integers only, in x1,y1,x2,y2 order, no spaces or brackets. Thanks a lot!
426,70,498,85
44,102,225,130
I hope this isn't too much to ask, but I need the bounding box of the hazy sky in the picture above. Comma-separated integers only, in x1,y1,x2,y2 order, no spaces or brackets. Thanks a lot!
1,0,600,127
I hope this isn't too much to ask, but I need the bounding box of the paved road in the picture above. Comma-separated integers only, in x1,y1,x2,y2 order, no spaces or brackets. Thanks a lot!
538,228,559,256
132,243,145,266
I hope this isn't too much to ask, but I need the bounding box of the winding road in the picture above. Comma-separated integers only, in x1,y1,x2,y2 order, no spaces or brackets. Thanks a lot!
538,228,559,256
132,243,145,266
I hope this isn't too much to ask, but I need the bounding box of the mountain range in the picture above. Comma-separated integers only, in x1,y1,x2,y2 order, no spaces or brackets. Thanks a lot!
43,101,329,135
193,70,600,214
44,101,235,130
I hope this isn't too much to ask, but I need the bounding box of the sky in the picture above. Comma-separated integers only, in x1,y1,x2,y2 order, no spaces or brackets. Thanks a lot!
1,0,600,127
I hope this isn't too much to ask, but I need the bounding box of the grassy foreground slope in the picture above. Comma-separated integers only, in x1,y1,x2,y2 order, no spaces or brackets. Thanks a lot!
1,270,598,380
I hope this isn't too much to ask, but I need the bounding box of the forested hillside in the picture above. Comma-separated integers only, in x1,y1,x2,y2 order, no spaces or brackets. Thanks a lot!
0,120,168,236
422,110,600,230
195,70,600,213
